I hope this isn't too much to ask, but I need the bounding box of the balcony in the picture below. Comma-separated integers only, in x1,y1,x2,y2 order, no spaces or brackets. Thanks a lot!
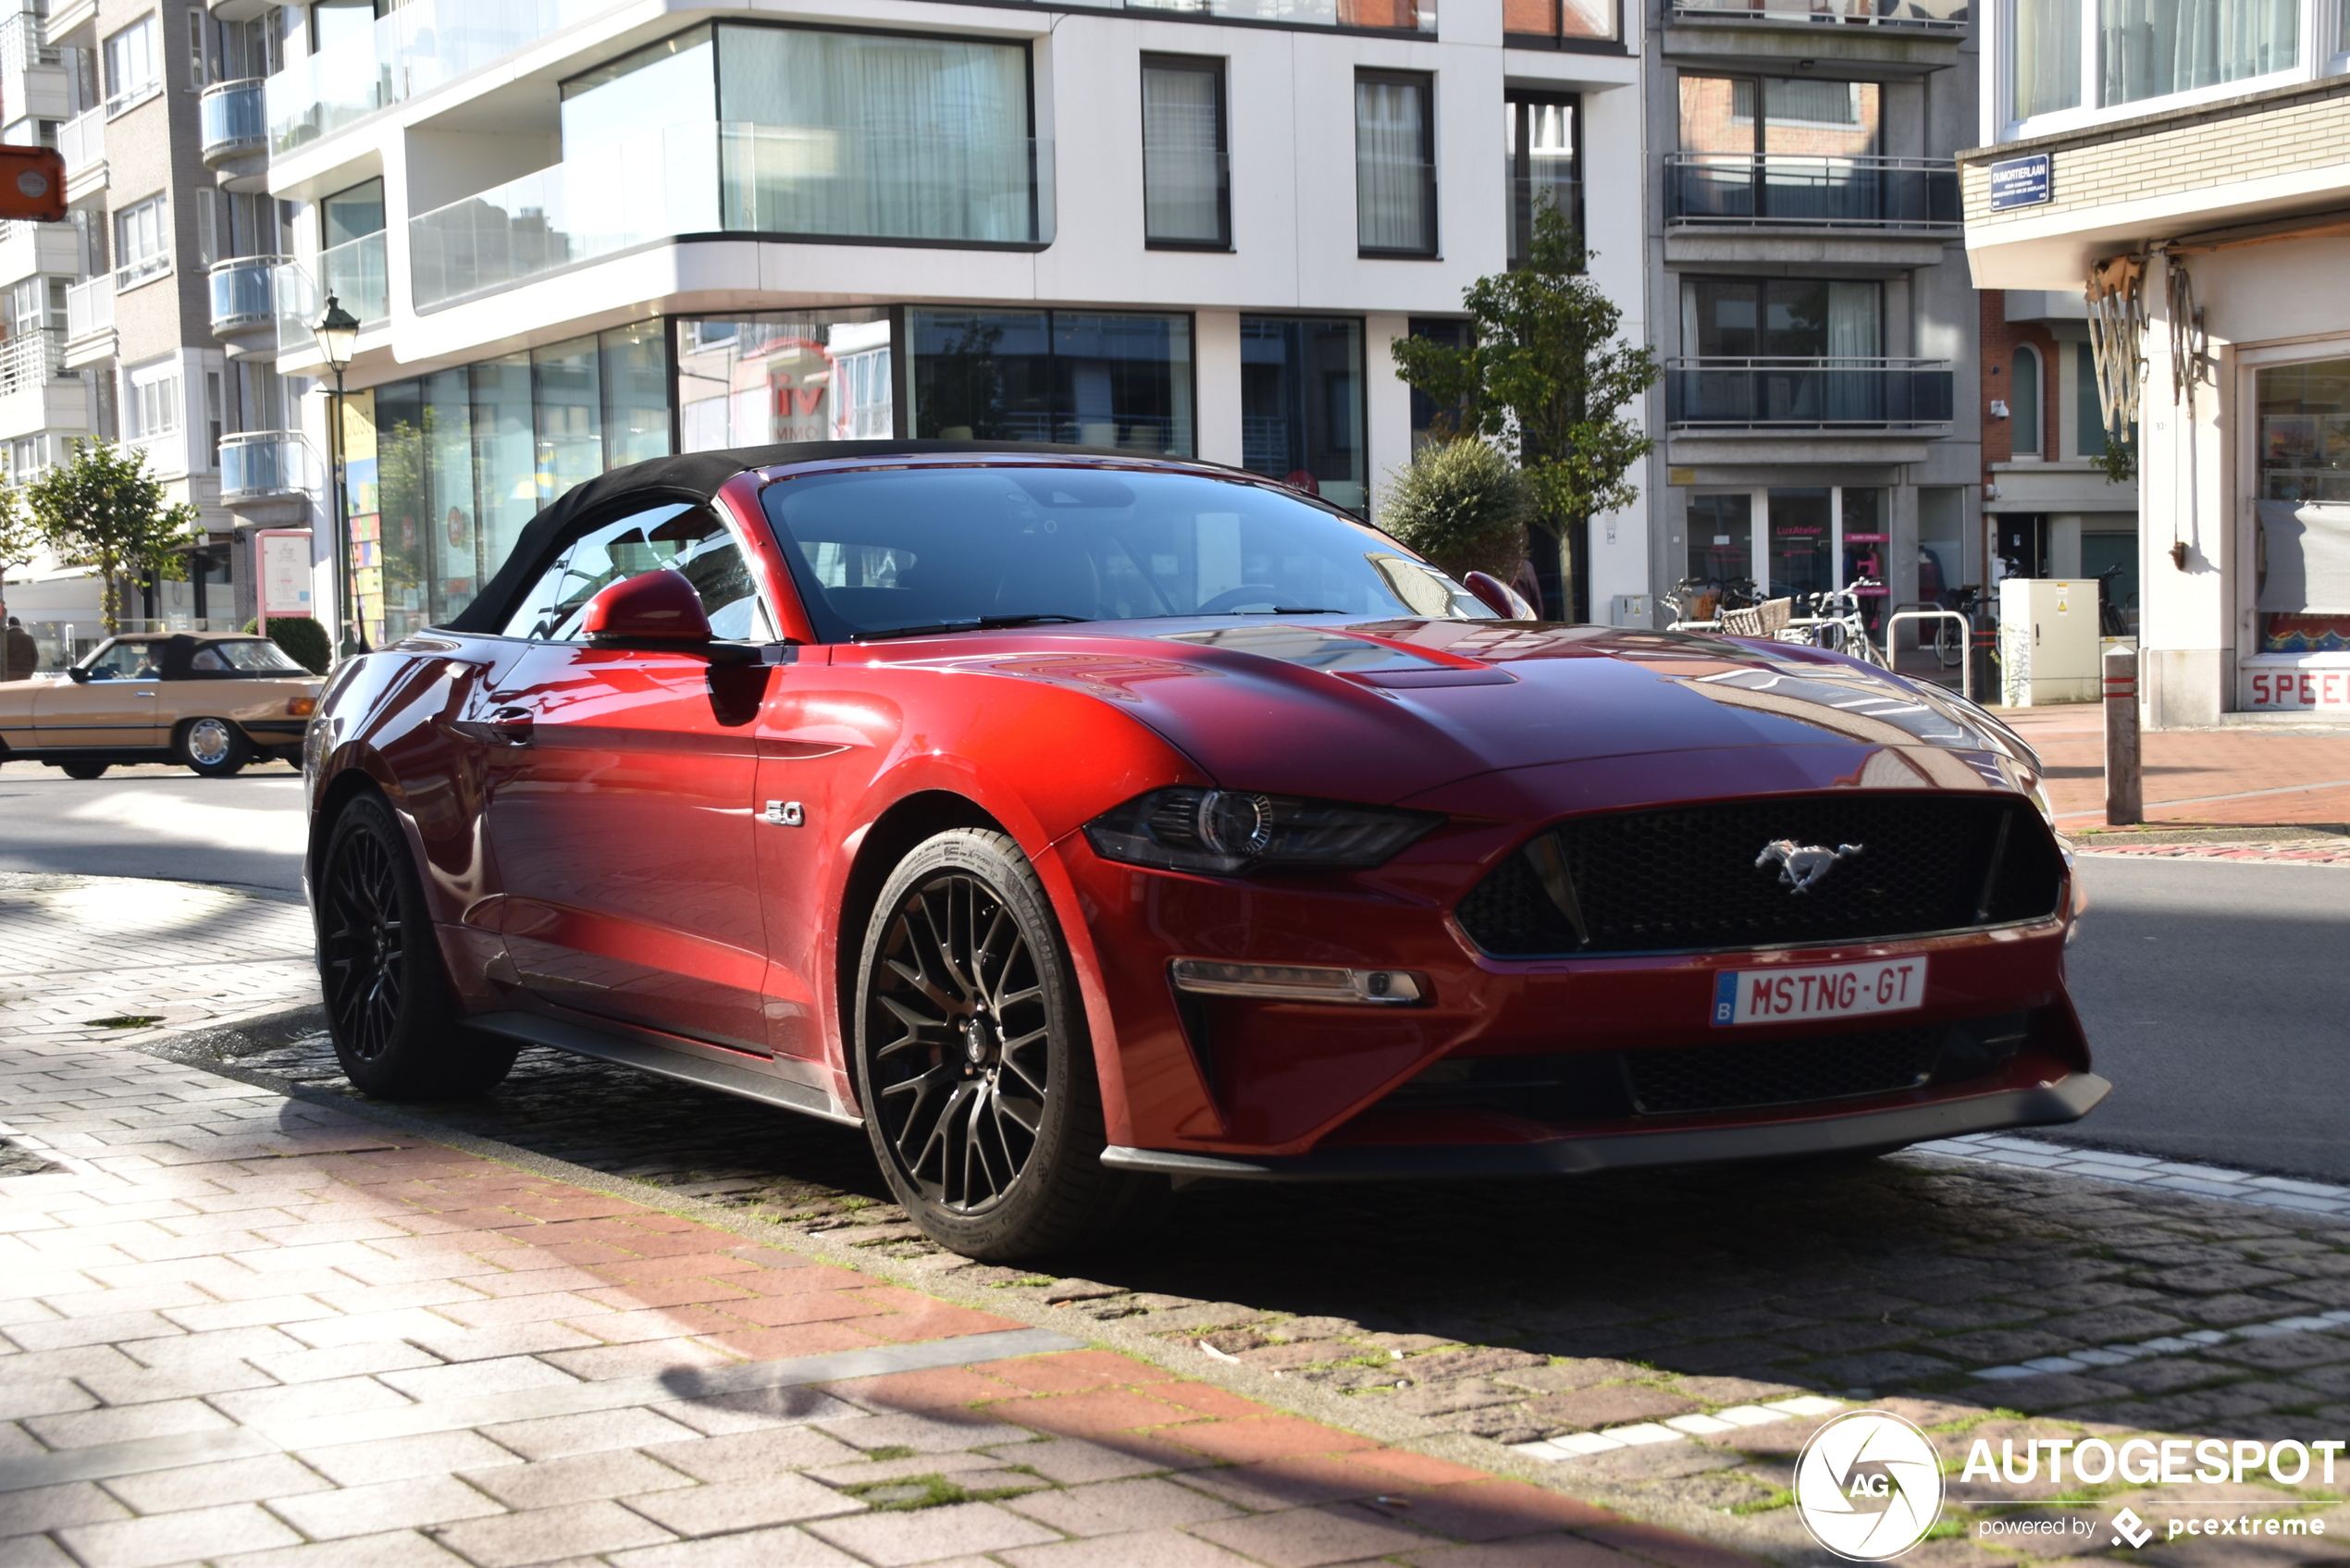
272,235,387,357
0,326,80,441
220,429,318,504
1664,0,1964,72
1665,358,1954,429
1670,0,1965,29
62,272,108,364
0,11,68,122
0,219,77,287
0,327,59,396
1668,154,1958,229
57,105,100,200
409,123,1052,312
199,80,267,186
207,255,281,350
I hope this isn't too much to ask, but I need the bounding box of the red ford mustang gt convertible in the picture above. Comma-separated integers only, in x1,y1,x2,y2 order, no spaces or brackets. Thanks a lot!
305,441,2104,1260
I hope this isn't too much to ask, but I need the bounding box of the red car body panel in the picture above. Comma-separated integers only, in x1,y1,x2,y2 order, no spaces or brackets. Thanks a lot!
305,450,2102,1177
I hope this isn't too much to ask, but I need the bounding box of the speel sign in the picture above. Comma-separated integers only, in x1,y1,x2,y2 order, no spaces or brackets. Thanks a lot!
1988,153,2051,211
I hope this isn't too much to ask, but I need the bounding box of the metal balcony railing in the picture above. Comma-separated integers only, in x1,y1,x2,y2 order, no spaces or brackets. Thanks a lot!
1667,154,1960,228
1665,357,1955,429
199,79,266,164
220,429,318,501
63,273,109,341
0,327,62,395
207,254,282,333
1670,0,1966,27
57,105,99,177
0,11,59,79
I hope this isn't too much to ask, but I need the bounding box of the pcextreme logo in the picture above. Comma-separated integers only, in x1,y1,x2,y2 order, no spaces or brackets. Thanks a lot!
1794,1411,1947,1561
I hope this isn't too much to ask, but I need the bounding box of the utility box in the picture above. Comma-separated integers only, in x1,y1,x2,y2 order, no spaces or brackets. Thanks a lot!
1998,578,2100,705
1611,594,1651,627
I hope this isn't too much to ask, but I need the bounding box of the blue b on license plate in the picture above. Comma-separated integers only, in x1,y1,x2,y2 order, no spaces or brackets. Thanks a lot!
1711,957,1928,1026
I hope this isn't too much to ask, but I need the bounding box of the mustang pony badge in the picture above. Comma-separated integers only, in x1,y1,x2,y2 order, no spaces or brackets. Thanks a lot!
1757,839,1863,894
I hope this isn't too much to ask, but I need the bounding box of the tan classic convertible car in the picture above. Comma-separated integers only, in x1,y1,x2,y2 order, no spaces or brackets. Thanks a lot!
0,632,321,779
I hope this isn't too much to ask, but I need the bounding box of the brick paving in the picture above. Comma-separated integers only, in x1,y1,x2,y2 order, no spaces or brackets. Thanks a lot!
1998,708,2350,829
9,872,2350,1566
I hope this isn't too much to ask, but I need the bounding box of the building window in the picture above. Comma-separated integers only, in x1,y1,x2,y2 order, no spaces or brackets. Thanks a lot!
2011,344,2043,455
1503,0,1617,42
2013,0,2082,115
2253,357,2350,659
677,310,893,450
114,194,170,290
1406,316,1469,451
2099,0,2296,106
1240,316,1365,514
308,0,381,56
1355,71,1435,258
2076,341,2109,457
1141,56,1229,250
322,178,384,247
909,310,1194,455
103,15,160,114
1681,278,1882,358
126,360,182,442
1506,93,1579,267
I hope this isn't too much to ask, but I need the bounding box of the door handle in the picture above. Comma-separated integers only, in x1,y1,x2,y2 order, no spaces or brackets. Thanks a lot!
489,705,535,745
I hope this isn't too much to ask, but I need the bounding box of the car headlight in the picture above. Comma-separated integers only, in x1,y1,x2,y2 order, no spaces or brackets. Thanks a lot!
1083,787,1440,875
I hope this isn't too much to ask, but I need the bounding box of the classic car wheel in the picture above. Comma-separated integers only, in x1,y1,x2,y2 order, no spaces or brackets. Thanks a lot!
179,718,249,779
854,829,1151,1262
58,762,107,780
318,796,518,1100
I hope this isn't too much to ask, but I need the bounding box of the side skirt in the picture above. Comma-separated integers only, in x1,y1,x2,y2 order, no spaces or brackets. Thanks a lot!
467,1008,864,1129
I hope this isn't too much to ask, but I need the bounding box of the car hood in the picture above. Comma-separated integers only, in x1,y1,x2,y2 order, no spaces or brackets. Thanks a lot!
862,618,2043,806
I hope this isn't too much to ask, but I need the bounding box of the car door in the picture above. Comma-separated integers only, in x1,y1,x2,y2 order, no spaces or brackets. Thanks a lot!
478,500,779,1053
33,639,164,749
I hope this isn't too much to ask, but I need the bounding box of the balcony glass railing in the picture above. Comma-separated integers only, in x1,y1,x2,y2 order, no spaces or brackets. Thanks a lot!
273,236,388,354
1671,0,1965,26
1665,358,1955,428
57,105,98,176
221,430,318,500
64,273,110,341
410,123,1053,311
208,255,281,333
199,79,266,163
1668,154,1960,228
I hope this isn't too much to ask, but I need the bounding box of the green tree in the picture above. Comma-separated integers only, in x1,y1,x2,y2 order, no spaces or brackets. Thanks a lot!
1390,205,1659,612
0,465,40,603
27,439,195,634
1381,438,1536,581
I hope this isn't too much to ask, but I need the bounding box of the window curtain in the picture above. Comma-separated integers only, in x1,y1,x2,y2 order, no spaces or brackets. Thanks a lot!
1825,282,1881,422
1355,76,1432,253
2014,0,2083,116
1142,64,1222,244
2100,0,2296,105
2257,502,2350,613
717,27,1033,243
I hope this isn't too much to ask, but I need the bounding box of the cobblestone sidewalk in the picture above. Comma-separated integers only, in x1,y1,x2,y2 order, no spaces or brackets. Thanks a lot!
12,873,2350,1568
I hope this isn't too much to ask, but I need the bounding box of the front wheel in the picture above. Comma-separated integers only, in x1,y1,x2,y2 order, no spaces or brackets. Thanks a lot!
1936,617,1966,669
852,828,1154,1262
179,718,249,779
317,794,517,1099
58,761,107,780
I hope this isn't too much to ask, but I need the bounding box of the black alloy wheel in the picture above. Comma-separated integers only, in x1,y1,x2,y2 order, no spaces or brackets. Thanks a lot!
317,795,516,1099
854,829,1157,1261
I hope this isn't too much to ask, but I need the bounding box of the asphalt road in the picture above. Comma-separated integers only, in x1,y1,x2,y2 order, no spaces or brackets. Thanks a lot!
0,758,308,892
3,765,2340,1180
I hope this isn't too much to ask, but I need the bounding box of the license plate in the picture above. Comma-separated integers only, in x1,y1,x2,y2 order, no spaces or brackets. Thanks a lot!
1711,957,1928,1027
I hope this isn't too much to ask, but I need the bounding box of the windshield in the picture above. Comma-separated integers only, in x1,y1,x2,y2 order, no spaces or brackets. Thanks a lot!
203,640,307,674
759,464,1491,642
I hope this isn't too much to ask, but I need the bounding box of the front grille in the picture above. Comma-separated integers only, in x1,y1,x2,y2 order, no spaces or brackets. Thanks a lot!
1379,1012,2030,1124
1453,795,2063,957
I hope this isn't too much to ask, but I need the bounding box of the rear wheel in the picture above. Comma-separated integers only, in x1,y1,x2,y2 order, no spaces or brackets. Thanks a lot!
852,828,1155,1262
58,761,107,780
179,718,249,779
318,795,517,1099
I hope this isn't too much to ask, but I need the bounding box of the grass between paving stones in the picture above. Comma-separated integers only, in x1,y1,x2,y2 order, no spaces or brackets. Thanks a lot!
840,1468,1049,1512
83,1014,163,1028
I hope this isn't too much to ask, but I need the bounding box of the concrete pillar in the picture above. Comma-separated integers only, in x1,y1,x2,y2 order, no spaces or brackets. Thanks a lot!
1364,311,1412,525
1194,310,1243,469
2048,514,2084,578
2137,253,2231,728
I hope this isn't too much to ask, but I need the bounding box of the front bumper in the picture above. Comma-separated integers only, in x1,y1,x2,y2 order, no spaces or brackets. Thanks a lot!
1100,1069,2109,1180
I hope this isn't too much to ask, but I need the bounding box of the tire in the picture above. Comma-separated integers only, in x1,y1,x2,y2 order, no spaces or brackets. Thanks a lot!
58,761,107,780
851,828,1155,1263
316,795,518,1099
179,718,249,779
1936,618,1964,669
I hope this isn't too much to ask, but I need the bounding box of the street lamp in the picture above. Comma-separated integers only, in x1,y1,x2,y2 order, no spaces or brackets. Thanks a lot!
314,294,365,660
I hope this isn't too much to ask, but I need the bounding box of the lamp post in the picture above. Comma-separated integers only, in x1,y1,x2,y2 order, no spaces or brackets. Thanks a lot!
312,294,364,659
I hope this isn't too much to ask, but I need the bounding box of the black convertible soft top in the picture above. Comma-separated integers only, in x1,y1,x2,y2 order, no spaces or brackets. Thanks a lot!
442,439,1187,636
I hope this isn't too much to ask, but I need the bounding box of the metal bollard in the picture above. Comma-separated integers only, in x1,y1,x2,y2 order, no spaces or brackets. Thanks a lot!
2103,645,2141,826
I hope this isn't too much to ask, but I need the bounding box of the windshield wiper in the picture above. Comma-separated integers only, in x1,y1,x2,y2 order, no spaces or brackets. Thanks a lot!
852,613,1091,642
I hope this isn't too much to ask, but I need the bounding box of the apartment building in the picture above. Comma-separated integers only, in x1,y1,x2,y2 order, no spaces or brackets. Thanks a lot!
1964,0,2350,724
216,0,1664,648
1641,0,1983,635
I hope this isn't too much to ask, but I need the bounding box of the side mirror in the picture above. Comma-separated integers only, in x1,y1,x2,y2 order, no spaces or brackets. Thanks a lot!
1463,571,1539,620
66,666,90,684
581,571,713,646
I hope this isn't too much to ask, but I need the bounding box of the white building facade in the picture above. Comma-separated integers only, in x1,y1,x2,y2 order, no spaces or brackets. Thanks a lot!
1963,0,2350,726
223,0,1657,643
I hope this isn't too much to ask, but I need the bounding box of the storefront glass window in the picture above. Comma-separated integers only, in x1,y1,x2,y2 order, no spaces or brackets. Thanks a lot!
1239,316,1364,514
534,338,602,505
426,368,479,611
604,322,672,467
677,311,895,450
909,310,1193,455
1917,486,1964,604
2258,358,2350,503
1768,488,1833,599
1684,492,1752,588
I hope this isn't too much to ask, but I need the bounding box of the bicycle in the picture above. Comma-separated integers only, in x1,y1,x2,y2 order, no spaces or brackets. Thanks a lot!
1937,584,1986,669
2094,563,2131,638
1801,579,1892,669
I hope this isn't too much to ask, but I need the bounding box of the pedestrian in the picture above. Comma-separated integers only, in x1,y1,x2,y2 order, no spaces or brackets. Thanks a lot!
3,616,34,683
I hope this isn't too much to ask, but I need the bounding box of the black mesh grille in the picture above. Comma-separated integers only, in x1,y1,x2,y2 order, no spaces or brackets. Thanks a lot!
1622,1025,1941,1115
1454,795,2064,957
